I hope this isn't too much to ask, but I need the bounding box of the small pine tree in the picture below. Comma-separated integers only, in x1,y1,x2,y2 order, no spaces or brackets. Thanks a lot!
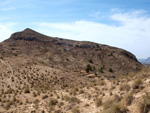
88,59,93,64
99,67,104,73
109,68,113,72
86,64,92,73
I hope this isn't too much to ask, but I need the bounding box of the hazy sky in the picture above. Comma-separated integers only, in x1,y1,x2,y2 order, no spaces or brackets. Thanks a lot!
0,0,150,59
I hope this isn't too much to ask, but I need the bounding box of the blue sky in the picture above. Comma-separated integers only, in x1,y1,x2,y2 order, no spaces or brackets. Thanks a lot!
0,0,150,59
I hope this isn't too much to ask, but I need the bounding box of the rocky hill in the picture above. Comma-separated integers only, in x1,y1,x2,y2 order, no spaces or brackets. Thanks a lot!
1,28,142,76
0,28,146,113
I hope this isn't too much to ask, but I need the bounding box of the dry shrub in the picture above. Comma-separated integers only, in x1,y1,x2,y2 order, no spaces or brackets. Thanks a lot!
132,79,142,89
49,98,58,106
102,95,128,113
119,84,130,91
95,98,102,107
136,92,150,113
122,93,134,106
64,96,80,104
72,107,80,113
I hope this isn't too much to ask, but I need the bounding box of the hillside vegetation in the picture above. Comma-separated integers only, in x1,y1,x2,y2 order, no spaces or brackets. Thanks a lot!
0,29,146,113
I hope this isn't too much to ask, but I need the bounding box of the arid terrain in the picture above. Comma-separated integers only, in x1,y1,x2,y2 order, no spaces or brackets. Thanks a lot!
0,28,149,113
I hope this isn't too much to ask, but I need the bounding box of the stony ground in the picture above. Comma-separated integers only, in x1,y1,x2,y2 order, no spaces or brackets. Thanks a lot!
0,64,150,113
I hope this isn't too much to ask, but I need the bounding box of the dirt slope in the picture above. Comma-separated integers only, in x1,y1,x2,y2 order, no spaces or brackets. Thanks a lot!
0,28,144,113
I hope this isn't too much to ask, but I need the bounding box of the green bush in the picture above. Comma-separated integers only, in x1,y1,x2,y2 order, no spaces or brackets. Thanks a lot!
86,64,92,73
88,59,93,63
109,68,113,72
99,67,104,73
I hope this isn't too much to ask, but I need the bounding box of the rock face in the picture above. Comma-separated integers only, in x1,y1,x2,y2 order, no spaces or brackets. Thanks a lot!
0,28,143,76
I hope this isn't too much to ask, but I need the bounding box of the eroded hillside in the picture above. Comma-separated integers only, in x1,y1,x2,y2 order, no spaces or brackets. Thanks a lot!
0,28,145,113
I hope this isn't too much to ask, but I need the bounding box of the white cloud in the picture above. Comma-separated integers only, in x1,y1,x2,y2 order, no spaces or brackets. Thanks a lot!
0,0,14,5
0,23,16,42
1,7,15,11
34,10,150,58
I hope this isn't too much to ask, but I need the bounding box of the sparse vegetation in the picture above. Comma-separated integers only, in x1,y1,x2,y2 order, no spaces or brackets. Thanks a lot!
136,92,150,113
88,59,93,64
64,96,80,104
72,107,80,113
42,95,48,99
119,83,130,91
0,29,146,112
123,93,133,106
86,64,92,73
49,98,58,106
109,68,113,72
95,98,102,107
24,87,30,93
133,79,143,89
99,67,104,73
